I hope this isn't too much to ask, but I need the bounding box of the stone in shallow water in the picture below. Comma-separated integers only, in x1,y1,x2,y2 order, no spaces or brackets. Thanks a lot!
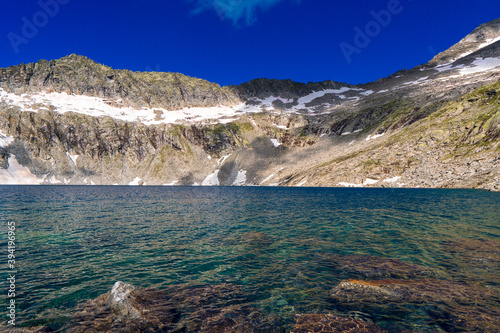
66,285,179,332
330,279,500,332
291,313,385,333
64,282,286,332
106,281,140,319
330,278,495,305
330,280,404,302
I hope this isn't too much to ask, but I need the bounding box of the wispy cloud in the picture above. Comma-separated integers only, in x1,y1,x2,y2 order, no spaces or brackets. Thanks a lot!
189,0,295,26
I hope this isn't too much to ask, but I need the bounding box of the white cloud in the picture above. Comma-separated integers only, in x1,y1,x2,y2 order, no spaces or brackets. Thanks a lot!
190,0,294,26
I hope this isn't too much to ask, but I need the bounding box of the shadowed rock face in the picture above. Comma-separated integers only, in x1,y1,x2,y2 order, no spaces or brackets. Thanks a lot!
291,314,385,333
232,79,350,100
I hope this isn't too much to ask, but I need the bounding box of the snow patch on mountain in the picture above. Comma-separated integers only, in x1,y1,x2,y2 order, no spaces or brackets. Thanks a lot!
0,89,248,125
366,133,385,141
0,130,14,147
260,174,275,184
128,177,143,185
454,36,500,60
233,170,247,186
202,170,220,186
67,152,79,165
0,155,41,185
458,57,500,76
1,85,380,126
270,138,281,147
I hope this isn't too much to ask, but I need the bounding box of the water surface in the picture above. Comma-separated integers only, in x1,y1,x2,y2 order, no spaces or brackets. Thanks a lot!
1,186,499,331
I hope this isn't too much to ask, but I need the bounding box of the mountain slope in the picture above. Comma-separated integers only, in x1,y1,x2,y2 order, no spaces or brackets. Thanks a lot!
0,18,499,190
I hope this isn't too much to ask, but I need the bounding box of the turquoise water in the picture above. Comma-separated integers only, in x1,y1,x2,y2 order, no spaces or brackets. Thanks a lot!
0,186,499,331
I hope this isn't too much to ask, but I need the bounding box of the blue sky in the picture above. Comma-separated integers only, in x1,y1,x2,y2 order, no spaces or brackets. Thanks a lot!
1,0,499,86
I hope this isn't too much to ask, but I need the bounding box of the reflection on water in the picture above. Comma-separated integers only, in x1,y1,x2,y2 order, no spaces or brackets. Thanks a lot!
0,186,499,331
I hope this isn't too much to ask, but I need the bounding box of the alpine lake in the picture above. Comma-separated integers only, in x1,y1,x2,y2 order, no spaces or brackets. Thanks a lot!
1,186,499,332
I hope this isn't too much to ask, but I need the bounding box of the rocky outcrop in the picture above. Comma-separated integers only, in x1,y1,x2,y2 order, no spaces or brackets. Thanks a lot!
0,107,249,185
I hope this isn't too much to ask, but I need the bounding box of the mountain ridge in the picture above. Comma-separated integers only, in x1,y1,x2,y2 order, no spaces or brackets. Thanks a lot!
0,54,356,110
0,18,499,190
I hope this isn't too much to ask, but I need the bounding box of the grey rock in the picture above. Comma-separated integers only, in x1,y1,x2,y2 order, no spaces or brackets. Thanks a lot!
106,281,141,319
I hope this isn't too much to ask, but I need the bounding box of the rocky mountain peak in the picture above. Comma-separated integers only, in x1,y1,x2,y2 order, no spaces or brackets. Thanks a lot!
429,17,500,65
463,17,500,42
0,55,240,110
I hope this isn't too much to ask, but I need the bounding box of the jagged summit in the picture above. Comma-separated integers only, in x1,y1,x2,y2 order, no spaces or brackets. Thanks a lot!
429,17,500,65
60,53,96,62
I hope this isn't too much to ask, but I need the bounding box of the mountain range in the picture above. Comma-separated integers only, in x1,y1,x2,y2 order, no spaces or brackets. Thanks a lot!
0,18,499,190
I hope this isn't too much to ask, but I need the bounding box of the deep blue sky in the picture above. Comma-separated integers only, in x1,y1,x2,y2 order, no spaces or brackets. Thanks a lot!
1,0,499,86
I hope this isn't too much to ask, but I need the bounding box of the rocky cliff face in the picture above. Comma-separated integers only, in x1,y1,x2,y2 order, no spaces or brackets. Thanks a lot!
0,19,499,190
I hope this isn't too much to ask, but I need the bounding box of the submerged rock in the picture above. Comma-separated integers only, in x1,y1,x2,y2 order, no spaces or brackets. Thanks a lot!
330,278,500,332
182,304,285,333
319,253,435,279
65,281,286,332
291,313,385,333
330,280,404,302
330,278,494,306
67,283,178,332
443,238,500,277
0,327,53,333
